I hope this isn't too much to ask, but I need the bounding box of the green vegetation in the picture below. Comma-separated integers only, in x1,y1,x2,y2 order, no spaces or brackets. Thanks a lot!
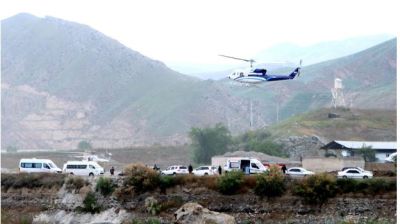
77,140,92,150
95,177,115,196
145,197,161,215
189,123,232,163
78,191,101,214
131,218,161,224
65,176,88,192
5,145,18,153
233,129,287,157
217,171,244,195
292,174,337,205
359,145,376,162
254,165,286,198
123,164,160,193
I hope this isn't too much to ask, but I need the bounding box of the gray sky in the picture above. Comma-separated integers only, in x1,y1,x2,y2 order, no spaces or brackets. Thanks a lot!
1,0,398,67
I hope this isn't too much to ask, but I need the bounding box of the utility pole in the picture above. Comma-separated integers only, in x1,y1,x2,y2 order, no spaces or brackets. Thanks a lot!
250,100,253,129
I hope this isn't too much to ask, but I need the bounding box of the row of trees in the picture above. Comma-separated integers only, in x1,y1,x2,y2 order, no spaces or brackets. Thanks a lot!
189,123,285,164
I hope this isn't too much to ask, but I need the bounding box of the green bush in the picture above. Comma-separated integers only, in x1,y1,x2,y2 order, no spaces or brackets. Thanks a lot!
254,165,286,198
367,178,395,194
292,174,337,205
159,175,177,193
145,197,161,215
79,191,101,214
131,218,161,224
336,178,358,193
123,164,160,193
96,176,115,196
217,171,244,195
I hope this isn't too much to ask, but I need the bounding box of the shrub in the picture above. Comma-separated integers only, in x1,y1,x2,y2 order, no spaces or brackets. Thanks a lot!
65,176,87,192
1,173,65,190
131,218,161,224
292,173,337,205
336,178,358,194
79,191,101,214
96,176,115,196
145,197,161,215
254,165,286,198
367,178,394,194
123,164,160,193
159,175,177,193
217,171,244,195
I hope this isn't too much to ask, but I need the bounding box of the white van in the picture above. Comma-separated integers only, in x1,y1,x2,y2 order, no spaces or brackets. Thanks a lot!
19,158,62,173
224,157,267,174
63,161,104,176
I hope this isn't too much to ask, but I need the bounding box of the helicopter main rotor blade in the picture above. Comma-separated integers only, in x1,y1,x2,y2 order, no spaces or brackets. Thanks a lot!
219,54,256,63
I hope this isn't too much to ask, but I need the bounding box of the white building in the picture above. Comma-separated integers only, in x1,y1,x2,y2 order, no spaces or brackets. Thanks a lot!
321,140,397,163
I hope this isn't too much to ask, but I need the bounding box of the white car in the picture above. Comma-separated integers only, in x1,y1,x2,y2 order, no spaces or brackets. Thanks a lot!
193,166,217,176
341,167,373,175
337,168,373,179
161,165,189,175
63,161,105,176
286,167,315,177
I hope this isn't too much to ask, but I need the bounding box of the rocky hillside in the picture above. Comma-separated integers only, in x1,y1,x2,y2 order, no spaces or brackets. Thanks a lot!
1,13,255,149
1,13,396,150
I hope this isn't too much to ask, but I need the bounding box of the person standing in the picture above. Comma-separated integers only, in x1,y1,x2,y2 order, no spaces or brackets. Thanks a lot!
110,166,115,175
281,164,287,174
218,165,222,175
188,164,193,174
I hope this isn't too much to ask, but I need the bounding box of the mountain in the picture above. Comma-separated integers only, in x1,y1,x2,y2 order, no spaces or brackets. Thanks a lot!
1,13,254,149
171,34,394,79
223,38,396,124
255,34,395,66
1,13,396,150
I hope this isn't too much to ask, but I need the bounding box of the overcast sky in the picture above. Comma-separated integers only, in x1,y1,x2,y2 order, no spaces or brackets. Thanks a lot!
1,0,398,67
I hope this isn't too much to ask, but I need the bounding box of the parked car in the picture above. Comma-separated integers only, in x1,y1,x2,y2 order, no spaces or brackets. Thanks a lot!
161,165,189,175
193,166,217,176
341,167,373,175
337,168,373,179
286,167,315,177
63,161,105,176
224,157,267,174
19,158,62,174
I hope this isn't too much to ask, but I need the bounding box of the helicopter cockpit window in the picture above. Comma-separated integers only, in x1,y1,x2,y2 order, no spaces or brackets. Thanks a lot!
239,72,244,77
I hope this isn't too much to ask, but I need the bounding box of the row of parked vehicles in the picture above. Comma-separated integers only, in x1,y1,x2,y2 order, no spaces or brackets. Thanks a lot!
160,157,374,179
19,158,105,176
19,157,374,179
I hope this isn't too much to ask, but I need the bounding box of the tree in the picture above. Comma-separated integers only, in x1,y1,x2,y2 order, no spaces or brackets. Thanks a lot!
358,145,376,162
6,145,18,153
77,140,92,150
189,123,232,164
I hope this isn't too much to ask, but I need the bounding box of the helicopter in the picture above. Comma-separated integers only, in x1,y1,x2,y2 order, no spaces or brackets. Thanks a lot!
219,55,302,84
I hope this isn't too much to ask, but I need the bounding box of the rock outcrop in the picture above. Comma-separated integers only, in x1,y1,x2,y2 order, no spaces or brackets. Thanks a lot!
174,202,236,224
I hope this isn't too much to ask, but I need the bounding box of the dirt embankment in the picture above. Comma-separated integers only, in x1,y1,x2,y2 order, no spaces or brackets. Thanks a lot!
1,176,397,224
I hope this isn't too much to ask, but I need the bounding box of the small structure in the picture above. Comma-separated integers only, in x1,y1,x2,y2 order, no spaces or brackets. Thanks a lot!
321,140,397,163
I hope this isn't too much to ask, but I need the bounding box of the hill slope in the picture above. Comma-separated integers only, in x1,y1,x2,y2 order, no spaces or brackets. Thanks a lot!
1,13,253,149
1,14,396,150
